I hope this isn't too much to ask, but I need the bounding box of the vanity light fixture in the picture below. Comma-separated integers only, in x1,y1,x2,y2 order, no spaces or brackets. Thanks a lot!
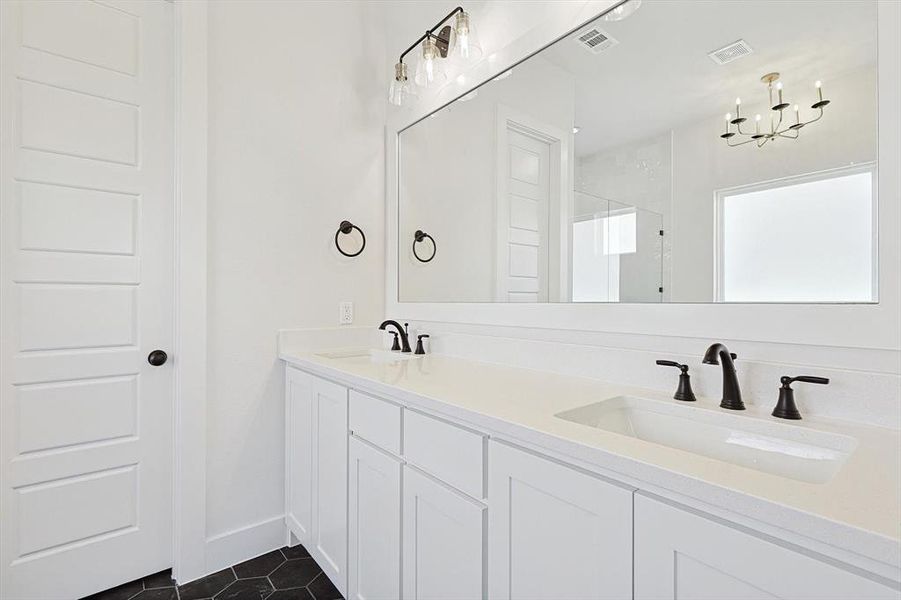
387,6,482,106
721,72,830,147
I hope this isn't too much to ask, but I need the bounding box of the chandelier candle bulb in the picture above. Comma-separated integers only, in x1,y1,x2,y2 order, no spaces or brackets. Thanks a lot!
794,104,800,123
721,113,736,139
816,80,823,102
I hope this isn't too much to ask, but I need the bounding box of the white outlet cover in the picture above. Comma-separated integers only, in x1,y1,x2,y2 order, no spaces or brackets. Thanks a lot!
339,301,354,324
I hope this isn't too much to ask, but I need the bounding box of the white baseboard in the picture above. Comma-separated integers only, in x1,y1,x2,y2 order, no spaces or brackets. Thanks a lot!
202,515,286,578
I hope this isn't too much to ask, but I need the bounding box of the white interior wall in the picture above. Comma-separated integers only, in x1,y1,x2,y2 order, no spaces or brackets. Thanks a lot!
399,56,575,302
205,0,386,545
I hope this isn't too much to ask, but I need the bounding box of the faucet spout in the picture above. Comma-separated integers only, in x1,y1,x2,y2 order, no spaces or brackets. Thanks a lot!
379,320,412,353
702,343,744,410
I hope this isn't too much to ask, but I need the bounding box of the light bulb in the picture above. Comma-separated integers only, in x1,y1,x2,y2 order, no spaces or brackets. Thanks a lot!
815,80,822,89
451,11,482,63
735,97,742,106
776,82,783,90
414,37,446,88
725,113,732,121
755,114,762,121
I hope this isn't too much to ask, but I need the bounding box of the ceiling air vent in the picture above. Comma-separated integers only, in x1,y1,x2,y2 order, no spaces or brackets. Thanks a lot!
574,27,618,54
708,39,754,65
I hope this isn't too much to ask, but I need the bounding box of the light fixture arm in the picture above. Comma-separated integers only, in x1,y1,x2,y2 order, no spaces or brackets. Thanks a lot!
397,6,464,66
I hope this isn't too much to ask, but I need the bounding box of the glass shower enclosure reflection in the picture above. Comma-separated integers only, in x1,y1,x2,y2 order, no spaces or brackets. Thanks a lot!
571,191,663,303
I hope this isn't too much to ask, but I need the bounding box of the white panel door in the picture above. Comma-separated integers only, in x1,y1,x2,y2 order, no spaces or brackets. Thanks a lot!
402,465,484,600
497,128,550,302
311,376,349,597
0,1,175,598
634,494,897,600
347,436,401,600
488,441,633,600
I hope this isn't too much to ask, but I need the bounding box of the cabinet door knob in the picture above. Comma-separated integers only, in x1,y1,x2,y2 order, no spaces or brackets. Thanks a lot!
147,350,168,366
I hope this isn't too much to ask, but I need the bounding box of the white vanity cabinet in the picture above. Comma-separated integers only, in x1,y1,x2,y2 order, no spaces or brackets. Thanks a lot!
285,362,897,600
284,367,348,596
402,465,485,600
347,436,402,600
348,390,487,600
634,494,898,600
488,441,634,600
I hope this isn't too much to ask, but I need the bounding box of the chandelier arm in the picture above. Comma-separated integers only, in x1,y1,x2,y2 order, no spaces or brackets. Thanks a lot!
801,107,826,126
727,136,759,147
777,130,800,139
773,108,784,134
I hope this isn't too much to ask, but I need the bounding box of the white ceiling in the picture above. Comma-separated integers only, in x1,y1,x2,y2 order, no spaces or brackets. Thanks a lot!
538,0,878,156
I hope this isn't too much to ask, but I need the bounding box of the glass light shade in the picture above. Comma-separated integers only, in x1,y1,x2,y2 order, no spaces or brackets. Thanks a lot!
414,37,446,88
388,62,416,106
450,11,482,63
603,0,641,22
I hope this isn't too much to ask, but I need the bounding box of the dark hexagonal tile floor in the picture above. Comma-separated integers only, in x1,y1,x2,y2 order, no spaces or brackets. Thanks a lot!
80,545,343,600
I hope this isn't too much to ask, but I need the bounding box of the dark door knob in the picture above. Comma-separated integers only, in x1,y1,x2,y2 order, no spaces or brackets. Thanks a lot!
147,350,168,366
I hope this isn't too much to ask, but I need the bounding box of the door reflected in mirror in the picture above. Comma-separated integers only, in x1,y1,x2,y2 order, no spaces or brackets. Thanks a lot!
398,0,878,304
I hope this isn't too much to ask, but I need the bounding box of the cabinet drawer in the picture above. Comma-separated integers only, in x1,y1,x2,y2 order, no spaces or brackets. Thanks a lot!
403,409,484,498
349,390,401,455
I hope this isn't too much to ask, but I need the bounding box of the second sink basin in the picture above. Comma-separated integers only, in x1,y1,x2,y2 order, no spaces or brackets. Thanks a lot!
555,396,857,484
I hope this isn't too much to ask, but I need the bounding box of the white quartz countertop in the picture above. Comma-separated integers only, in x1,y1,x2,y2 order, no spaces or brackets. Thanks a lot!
280,349,901,573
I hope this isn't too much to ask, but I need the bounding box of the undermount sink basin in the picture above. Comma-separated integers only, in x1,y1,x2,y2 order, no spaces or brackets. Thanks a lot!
314,348,419,364
555,396,857,484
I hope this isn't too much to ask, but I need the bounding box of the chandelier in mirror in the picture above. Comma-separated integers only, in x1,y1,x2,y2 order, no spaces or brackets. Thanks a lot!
721,73,831,147
388,6,482,106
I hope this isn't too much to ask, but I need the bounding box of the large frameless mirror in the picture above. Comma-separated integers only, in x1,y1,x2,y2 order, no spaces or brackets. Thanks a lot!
397,0,878,303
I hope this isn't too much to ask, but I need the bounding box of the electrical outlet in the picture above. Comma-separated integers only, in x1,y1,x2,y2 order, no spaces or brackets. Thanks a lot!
339,301,354,325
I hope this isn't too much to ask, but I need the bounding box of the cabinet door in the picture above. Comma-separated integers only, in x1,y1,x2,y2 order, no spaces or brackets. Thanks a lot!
285,367,313,544
311,375,349,595
402,466,484,600
634,494,897,600
488,441,633,600
348,436,401,600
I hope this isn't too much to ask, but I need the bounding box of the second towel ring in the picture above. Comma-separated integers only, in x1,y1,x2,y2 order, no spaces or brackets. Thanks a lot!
413,230,436,263
335,220,366,257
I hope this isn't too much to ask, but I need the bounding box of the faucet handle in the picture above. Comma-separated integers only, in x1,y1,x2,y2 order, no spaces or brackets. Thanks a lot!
782,375,829,386
656,360,696,402
415,334,430,355
390,332,401,352
773,375,829,420
656,359,688,373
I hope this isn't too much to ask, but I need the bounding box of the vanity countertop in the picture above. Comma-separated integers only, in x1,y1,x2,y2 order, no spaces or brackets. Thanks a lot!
280,349,901,573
